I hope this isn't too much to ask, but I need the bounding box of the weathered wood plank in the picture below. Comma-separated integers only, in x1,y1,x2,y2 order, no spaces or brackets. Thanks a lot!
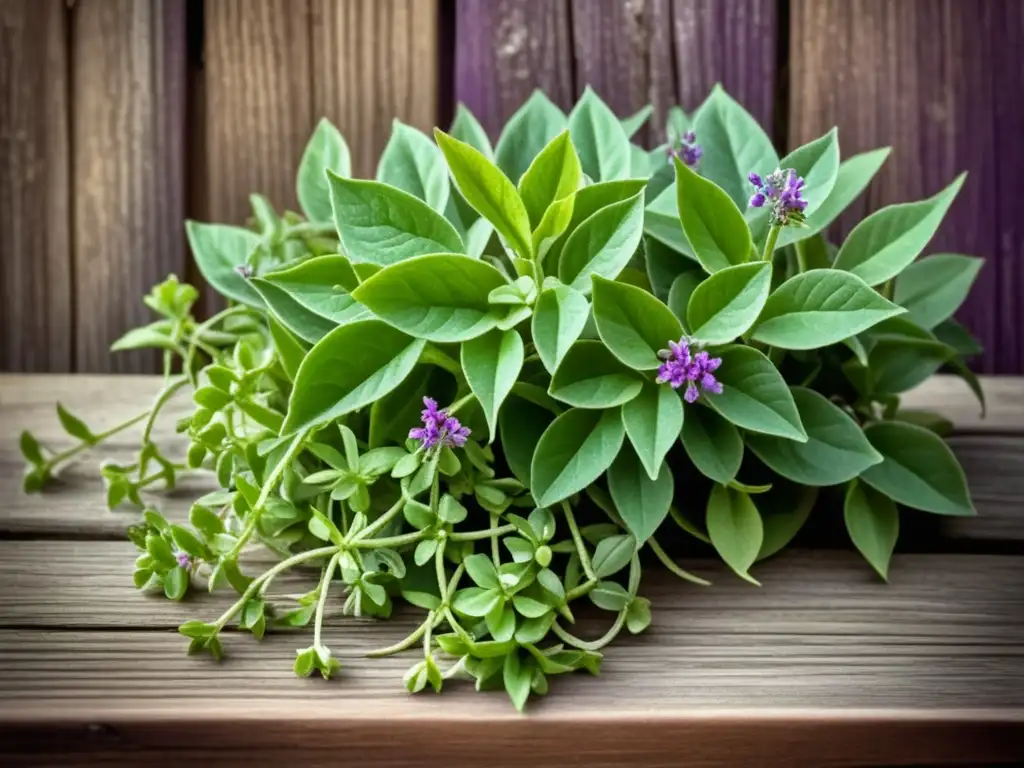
670,0,778,134
310,0,439,180
71,0,188,373
0,0,72,373
789,0,1021,374
454,0,574,139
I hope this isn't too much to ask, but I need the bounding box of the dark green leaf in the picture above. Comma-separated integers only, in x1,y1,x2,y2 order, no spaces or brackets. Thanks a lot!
844,480,899,581
589,580,631,612
591,274,683,370
530,407,625,507
687,262,771,344
56,404,96,445
756,483,818,561
607,445,672,543
680,404,743,484
498,394,555,487
706,484,762,585
622,381,684,481
549,340,644,409
297,117,351,223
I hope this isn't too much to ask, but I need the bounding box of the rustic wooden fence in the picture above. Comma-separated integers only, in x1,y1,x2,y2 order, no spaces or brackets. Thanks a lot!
1,0,1021,374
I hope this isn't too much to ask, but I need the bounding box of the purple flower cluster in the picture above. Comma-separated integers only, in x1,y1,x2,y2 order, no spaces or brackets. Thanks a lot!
667,131,703,169
409,397,470,451
748,169,808,226
175,551,192,570
656,338,723,404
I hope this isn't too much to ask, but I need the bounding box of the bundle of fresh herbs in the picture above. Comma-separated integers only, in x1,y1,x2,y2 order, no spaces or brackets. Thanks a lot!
19,85,984,710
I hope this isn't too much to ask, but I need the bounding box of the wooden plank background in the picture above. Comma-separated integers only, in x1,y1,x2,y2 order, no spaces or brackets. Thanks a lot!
0,0,1020,373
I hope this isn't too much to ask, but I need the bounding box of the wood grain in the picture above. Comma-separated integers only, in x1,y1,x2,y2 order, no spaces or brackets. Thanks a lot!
0,0,72,373
71,0,188,373
310,0,440,180
454,0,574,139
789,0,1021,374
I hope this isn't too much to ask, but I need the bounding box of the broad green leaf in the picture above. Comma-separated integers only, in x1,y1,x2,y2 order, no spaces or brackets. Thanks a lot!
327,174,464,266
56,404,95,444
268,318,308,383
752,269,906,350
558,193,645,292
450,103,494,160
644,182,694,257
868,336,956,394
608,445,672,543
933,317,982,358
185,221,262,307
675,159,753,274
532,284,590,374
518,130,581,228
377,119,449,212
297,117,351,223
591,533,636,579
591,275,683,370
860,421,974,516
666,106,690,140
546,179,648,271
435,130,534,260
622,382,684,481
352,254,508,342
461,328,525,442
894,253,983,330
621,105,654,139
777,128,839,217
250,279,338,343
777,147,891,248
495,90,568,184
549,341,643,409
844,480,899,581
569,86,631,182
680,404,743,484
590,580,631,612
503,650,533,711
666,271,702,330
745,387,883,486
833,174,966,286
687,262,771,344
110,322,178,353
499,394,555,486
282,319,425,435
530,408,626,507
706,484,763,585
706,345,807,441
756,483,818,561
693,86,779,209
532,193,575,261
256,255,367,342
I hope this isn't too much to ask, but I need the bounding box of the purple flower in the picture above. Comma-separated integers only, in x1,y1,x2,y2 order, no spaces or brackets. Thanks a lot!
409,397,471,451
667,131,703,169
747,168,808,226
175,551,192,570
656,338,723,404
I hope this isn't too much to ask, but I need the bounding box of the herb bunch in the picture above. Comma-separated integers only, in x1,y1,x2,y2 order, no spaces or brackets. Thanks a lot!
19,85,985,710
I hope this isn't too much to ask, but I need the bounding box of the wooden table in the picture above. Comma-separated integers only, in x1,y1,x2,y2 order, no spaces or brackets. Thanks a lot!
1,375,1022,766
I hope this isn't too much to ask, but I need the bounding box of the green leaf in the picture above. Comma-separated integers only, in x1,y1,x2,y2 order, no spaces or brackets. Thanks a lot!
706,484,763,585
530,407,625,507
185,221,262,307
327,174,464,266
434,129,533,260
453,587,502,617
756,483,818,561
261,255,364,328
687,262,771,344
495,90,568,185
545,179,648,271
282,318,426,435
621,382,684,481
464,553,500,589
377,119,449,212
56,404,96,445
844,480,899,581
590,580,631,611
268,317,309,382
352,254,509,342
666,271,702,330
868,336,956,395
893,253,983,330
549,341,643,409
558,193,645,292
249,278,355,344
621,105,654,139
706,345,807,441
933,317,982,358
462,328,524,442
675,158,753,274
752,269,906,349
450,103,494,160
503,650,533,712
591,533,636,579
745,387,883,486
860,421,974,516
163,567,189,601
625,596,652,634
532,283,590,374
833,174,966,286
591,275,683,370
297,117,351,223
532,193,576,261
680,404,743,484
498,394,555,487
569,86,631,182
170,525,206,558
778,128,840,217
643,182,693,258
608,445,672,543
518,130,581,228
110,322,179,353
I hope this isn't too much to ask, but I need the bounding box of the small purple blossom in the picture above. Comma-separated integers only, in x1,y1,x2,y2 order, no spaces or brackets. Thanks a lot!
655,337,723,404
667,130,703,169
748,168,808,226
409,397,471,451
175,551,192,570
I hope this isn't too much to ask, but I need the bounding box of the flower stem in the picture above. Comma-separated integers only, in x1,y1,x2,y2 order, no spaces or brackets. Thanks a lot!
761,224,781,263
313,551,342,649
562,501,597,583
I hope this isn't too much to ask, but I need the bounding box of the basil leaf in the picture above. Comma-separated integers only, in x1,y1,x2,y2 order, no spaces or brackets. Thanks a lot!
518,130,581,228
680,404,743,484
591,275,683,371
282,319,425,435
868,337,956,395
706,484,763,585
833,174,966,286
498,393,555,486
530,407,625,507
352,254,508,342
546,179,648,272
297,117,351,223
756,483,818,561
860,421,974,516
558,192,645,292
687,262,772,345
932,317,983,358
844,480,899,582
622,382,684,481
675,158,754,274
249,278,340,343
461,328,524,443
327,174,464,265
568,86,631,182
532,193,576,262
608,445,673,543
893,253,984,330
745,387,883,486
706,345,807,441
495,90,568,185
450,103,494,160
591,534,636,579
549,341,644,409
185,221,263,308
377,120,449,213
752,268,905,349
532,283,590,374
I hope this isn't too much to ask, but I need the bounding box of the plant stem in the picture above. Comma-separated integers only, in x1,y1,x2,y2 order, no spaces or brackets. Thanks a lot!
565,578,598,602
489,513,501,567
141,375,189,446
44,410,151,472
435,537,449,600
313,551,342,649
449,523,516,542
648,536,711,586
446,393,476,416
351,498,405,543
761,224,781,263
365,614,433,658
551,612,627,652
420,344,462,376
423,610,435,655
351,529,427,550
562,501,597,582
